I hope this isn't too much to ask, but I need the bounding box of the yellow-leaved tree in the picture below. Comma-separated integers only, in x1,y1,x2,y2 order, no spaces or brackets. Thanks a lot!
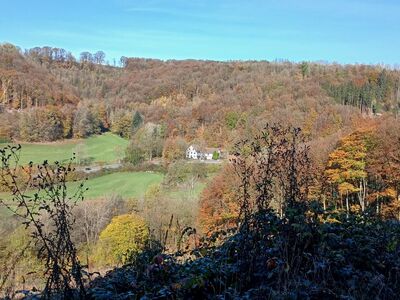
94,214,149,267
325,131,368,215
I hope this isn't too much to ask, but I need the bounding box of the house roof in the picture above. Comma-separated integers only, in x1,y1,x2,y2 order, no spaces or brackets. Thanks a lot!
188,145,222,153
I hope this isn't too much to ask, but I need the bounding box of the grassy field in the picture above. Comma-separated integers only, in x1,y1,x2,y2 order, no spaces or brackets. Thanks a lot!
0,171,164,216
71,171,164,199
0,171,163,200
0,133,129,165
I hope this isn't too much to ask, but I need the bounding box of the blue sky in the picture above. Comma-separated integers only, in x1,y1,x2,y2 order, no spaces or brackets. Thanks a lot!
1,0,399,64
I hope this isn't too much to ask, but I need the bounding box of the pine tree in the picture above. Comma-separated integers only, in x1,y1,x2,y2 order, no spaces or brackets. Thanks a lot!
131,111,143,134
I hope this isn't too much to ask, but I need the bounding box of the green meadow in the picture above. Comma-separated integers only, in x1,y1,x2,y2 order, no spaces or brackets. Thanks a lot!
70,171,164,199
0,133,129,165
0,171,164,216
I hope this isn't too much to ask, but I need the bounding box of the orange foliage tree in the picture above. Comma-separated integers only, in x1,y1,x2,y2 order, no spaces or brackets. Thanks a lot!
197,165,240,234
367,118,400,218
325,131,368,214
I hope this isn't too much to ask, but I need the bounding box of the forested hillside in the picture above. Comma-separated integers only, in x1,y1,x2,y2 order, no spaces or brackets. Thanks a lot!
1,43,400,145
0,44,78,109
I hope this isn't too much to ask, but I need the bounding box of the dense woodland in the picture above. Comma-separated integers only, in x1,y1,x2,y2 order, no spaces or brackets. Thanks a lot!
1,43,400,144
1,43,400,299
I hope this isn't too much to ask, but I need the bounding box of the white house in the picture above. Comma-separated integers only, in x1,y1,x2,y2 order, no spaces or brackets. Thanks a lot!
186,145,199,159
186,145,221,160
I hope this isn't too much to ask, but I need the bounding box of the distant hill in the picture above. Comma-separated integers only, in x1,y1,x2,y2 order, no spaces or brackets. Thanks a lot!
1,43,399,145
0,44,79,109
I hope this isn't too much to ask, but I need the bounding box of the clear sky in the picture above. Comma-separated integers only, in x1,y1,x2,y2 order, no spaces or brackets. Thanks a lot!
1,0,399,64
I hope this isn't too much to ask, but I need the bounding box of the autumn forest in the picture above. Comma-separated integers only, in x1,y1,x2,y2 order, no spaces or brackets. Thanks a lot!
1,42,400,299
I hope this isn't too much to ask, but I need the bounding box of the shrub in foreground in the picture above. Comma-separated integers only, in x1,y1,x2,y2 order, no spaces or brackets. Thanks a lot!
94,214,150,267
